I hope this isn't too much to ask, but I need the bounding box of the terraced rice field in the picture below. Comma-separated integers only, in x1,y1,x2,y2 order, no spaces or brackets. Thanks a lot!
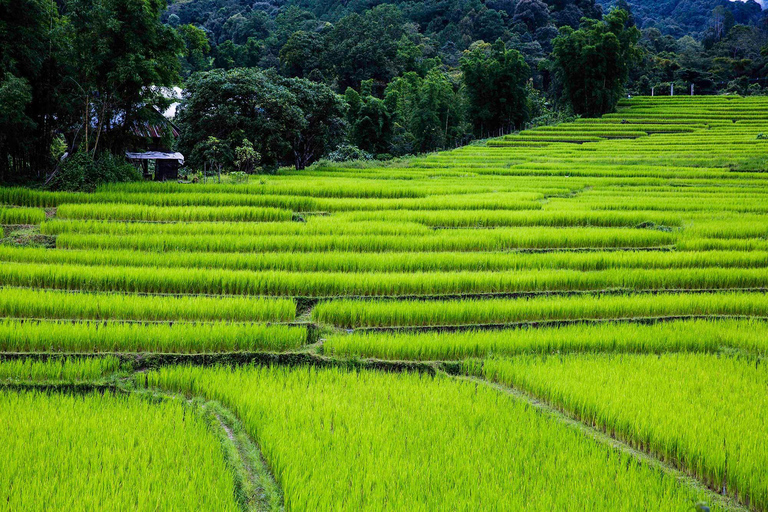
1,96,767,511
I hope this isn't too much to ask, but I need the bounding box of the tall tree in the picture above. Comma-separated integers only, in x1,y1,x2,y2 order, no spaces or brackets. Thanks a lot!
384,69,465,153
0,0,64,181
278,76,347,169
323,5,406,90
551,9,641,117
63,0,182,156
460,39,530,137
177,68,344,171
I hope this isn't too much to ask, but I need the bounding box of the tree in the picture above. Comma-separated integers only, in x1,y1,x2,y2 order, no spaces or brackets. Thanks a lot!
196,136,229,182
63,0,182,156
384,69,466,153
0,0,65,181
177,68,344,171
278,76,347,169
551,9,641,117
178,24,211,75
461,40,531,137
345,84,393,156
234,139,260,173
513,0,551,33
0,73,35,179
322,5,407,90
280,31,323,78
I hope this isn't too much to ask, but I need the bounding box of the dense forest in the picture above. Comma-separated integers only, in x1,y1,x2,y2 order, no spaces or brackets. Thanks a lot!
1,0,766,186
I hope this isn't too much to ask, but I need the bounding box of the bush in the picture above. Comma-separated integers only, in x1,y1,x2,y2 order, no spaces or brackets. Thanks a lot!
48,152,141,192
326,144,373,162
228,171,249,183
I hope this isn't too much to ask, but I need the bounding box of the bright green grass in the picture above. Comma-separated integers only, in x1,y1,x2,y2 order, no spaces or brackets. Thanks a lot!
0,356,122,382
0,207,45,225
0,286,295,322
476,353,768,510
3,260,767,296
0,319,306,353
323,318,768,360
314,292,768,328
140,364,725,511
0,391,240,511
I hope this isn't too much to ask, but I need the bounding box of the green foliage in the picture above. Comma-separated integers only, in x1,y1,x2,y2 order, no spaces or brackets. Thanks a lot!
326,144,373,162
0,0,182,182
48,152,141,192
384,69,467,153
233,139,260,173
552,9,641,116
178,68,344,170
344,85,393,155
177,23,211,74
63,0,182,154
461,40,531,136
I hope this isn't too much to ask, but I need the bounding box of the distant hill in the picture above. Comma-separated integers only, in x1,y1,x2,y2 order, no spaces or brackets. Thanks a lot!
597,0,763,37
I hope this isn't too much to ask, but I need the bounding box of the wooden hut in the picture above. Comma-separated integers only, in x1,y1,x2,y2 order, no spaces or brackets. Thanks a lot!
125,108,184,181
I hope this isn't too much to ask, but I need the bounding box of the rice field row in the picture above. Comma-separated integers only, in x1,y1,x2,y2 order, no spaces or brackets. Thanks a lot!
53,227,676,253
0,287,295,322
0,319,307,353
314,292,768,328
475,353,768,510
323,318,768,360
3,245,766,274
5,260,768,297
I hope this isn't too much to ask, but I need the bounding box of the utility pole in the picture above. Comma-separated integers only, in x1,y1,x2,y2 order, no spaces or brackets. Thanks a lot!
671,83,674,96
691,84,694,96
651,87,655,97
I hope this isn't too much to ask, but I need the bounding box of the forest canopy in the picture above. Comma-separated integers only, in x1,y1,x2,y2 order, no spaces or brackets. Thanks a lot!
1,0,767,186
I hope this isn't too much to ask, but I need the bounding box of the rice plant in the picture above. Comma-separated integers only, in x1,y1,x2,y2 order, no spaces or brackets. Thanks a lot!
2,245,766,274
478,353,768,510
57,203,291,222
139,364,724,511
314,291,768,328
0,356,122,381
3,260,767,297
0,286,295,322
0,391,240,511
324,318,768,360
0,319,306,353
0,207,46,225
56,227,676,253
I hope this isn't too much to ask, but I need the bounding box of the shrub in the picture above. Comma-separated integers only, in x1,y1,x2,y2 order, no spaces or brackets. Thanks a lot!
326,144,373,162
48,152,141,192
